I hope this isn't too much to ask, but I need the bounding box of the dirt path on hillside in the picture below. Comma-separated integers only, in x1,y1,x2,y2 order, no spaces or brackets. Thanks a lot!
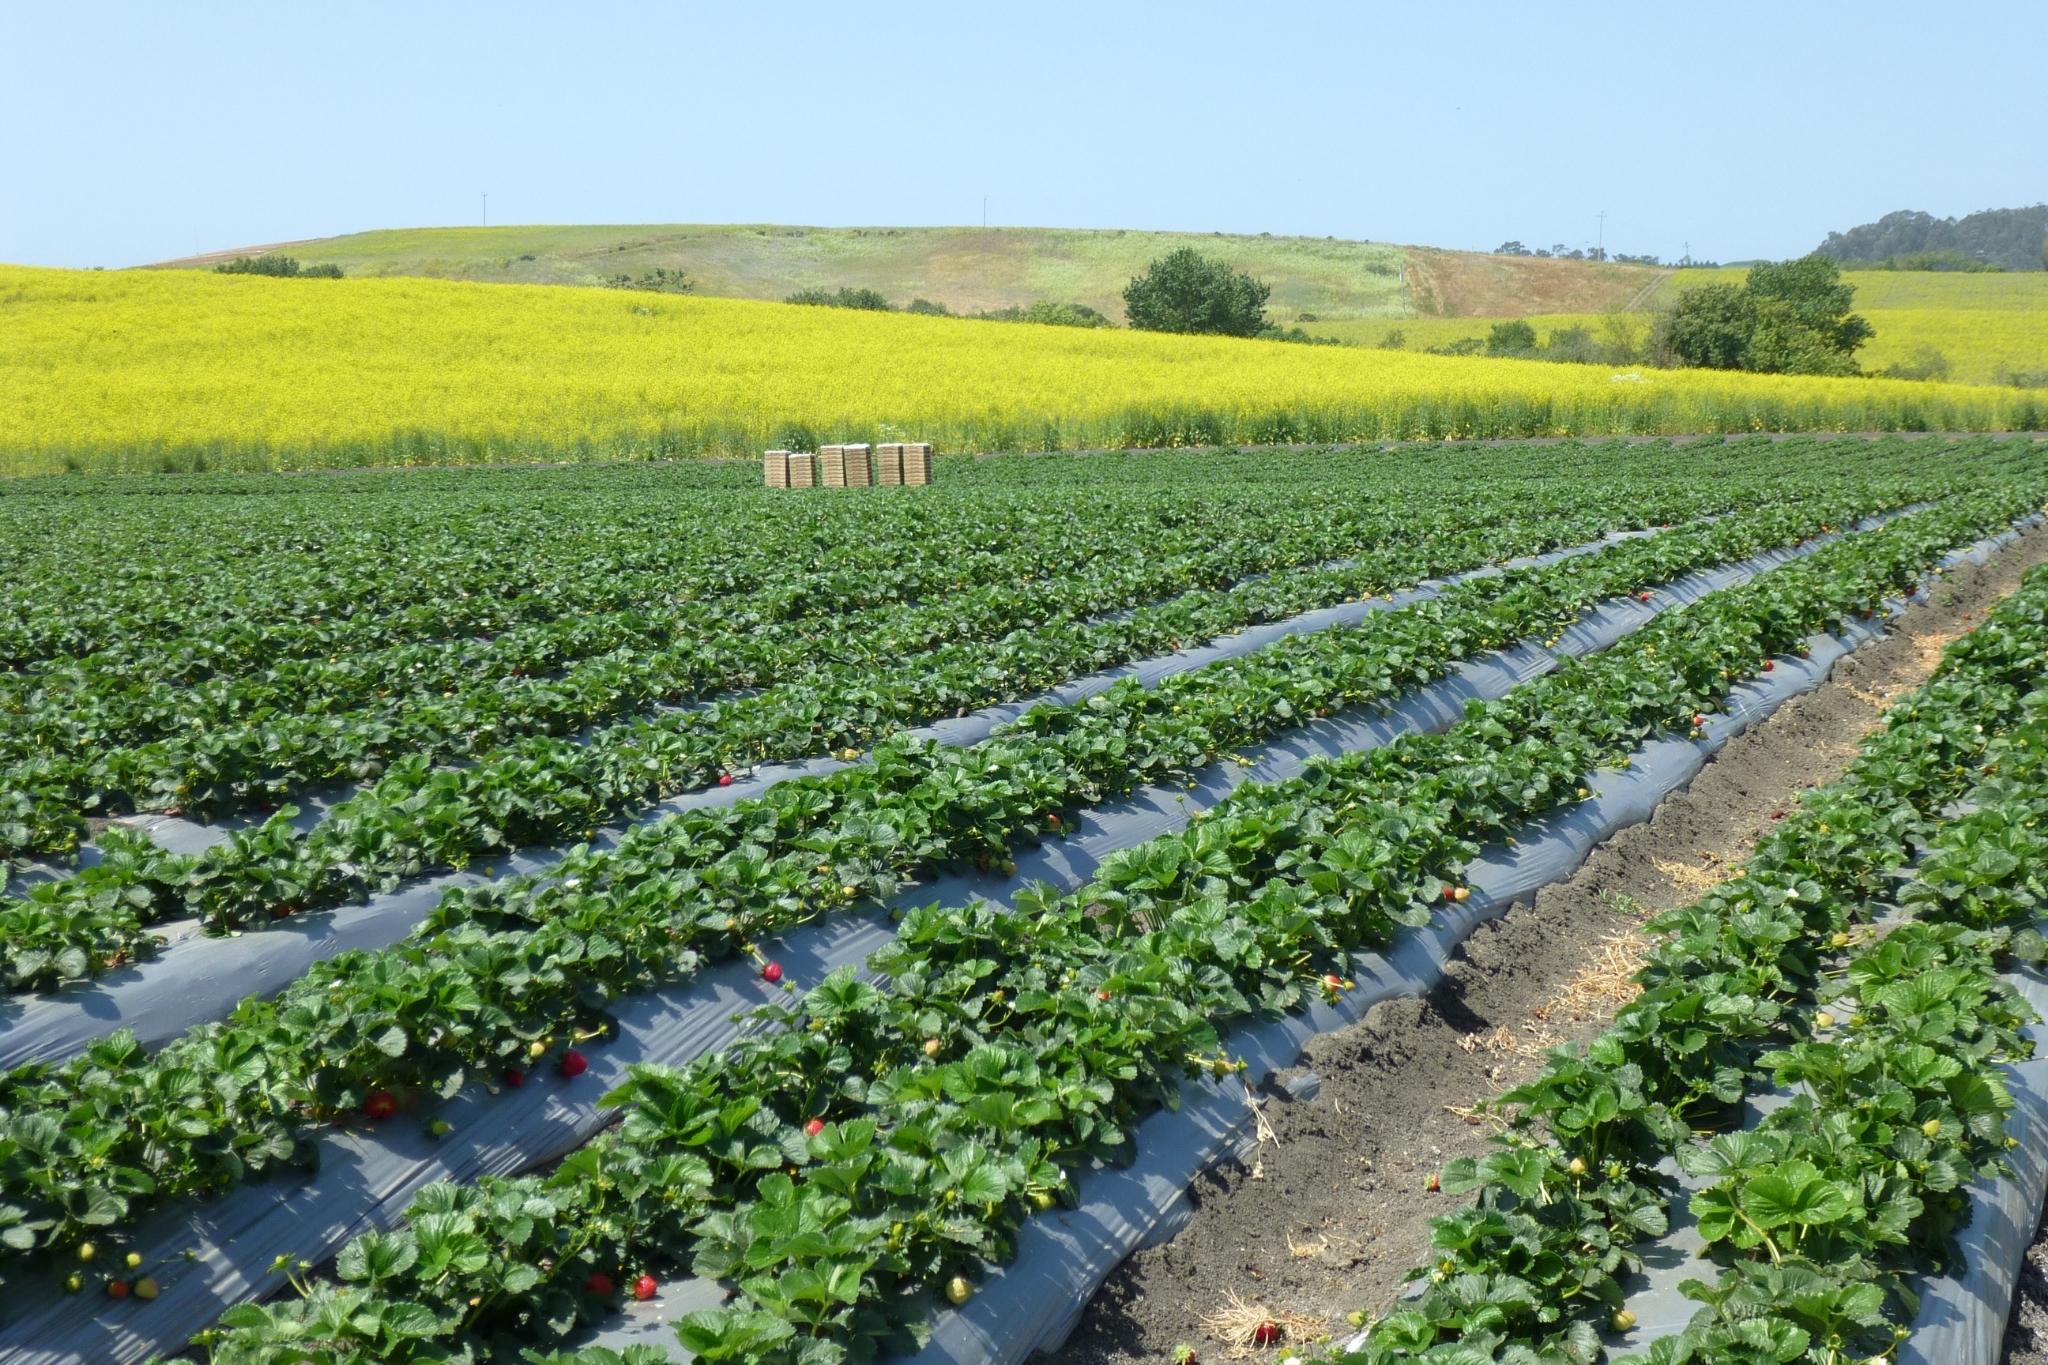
1049,523,2048,1365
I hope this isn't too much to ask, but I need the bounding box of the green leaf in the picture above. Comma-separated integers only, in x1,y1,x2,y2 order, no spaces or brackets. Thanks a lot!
1740,1161,1850,1229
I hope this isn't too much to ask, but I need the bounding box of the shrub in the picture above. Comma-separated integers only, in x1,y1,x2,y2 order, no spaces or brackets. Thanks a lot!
1880,346,1954,382
214,253,343,278
1541,325,1601,364
1484,320,1539,357
905,298,951,316
785,287,894,311
603,268,693,294
1257,324,1340,346
975,301,1111,328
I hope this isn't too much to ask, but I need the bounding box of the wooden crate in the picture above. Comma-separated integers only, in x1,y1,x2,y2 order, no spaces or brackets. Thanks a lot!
903,442,934,486
788,452,816,488
819,444,847,487
762,449,790,488
875,442,904,486
841,443,873,487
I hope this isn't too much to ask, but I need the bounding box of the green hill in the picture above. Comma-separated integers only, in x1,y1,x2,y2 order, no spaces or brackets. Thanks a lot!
155,223,2046,386
154,224,1672,324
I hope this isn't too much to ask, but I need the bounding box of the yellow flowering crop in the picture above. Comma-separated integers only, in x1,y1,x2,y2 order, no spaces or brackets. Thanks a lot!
0,264,2038,477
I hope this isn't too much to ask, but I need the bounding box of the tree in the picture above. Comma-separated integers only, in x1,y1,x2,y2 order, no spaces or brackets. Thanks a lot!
1746,255,1872,359
1664,284,1756,370
1122,248,1270,337
1816,204,2047,272
1495,240,1530,256
1663,254,1872,376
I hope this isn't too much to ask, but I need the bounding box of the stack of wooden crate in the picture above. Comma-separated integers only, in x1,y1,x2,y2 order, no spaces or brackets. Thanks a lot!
762,443,928,489
819,445,850,487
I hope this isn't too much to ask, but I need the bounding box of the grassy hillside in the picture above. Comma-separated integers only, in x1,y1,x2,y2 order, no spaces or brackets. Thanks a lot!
155,224,1685,325
4,264,2038,477
1649,266,2048,311
158,224,1422,323
1303,268,2048,387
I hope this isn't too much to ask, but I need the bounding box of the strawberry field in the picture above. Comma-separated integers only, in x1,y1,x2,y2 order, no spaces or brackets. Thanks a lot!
4,437,2048,1365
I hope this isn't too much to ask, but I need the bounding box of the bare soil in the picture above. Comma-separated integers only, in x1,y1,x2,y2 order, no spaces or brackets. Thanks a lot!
1402,247,1666,319
2003,1203,2048,1363
1048,523,2048,1365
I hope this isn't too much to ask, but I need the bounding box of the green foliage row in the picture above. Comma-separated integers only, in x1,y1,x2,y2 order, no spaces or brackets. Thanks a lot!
160,487,2047,1364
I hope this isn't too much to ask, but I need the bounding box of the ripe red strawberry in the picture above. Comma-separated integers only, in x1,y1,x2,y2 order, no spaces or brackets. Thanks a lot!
1762,660,1775,671
107,1278,131,1299
585,1271,614,1297
503,1068,526,1088
1251,1321,1282,1347
362,1089,399,1122
633,1273,658,1301
718,772,734,787
761,961,784,984
1692,714,1707,726
1096,989,1112,1002
804,1117,826,1137
557,1049,589,1079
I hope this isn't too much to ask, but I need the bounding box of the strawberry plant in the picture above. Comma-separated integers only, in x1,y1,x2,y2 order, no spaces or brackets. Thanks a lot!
149,496,2048,1365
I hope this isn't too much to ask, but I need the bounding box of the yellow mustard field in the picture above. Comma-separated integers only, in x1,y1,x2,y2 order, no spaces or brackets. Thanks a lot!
2,264,2042,475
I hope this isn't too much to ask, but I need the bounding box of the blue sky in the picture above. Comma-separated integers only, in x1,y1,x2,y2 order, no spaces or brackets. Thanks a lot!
2,0,2042,269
